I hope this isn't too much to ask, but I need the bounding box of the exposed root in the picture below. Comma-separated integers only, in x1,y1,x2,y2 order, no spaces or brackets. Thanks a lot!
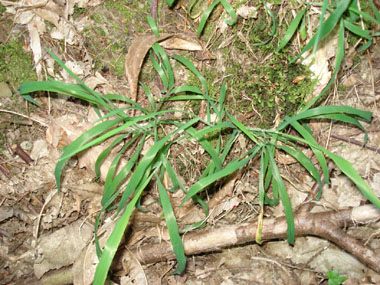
117,205,380,273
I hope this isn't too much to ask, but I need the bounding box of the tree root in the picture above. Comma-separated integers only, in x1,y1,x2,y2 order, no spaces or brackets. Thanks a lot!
115,162,380,273
118,205,380,273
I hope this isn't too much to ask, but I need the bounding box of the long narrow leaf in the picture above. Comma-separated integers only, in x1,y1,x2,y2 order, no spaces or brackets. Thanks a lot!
197,0,221,37
276,143,322,191
278,105,372,131
95,134,132,179
277,7,307,51
220,0,237,25
348,7,380,25
263,130,380,212
150,49,169,90
344,20,371,40
289,119,329,182
102,134,142,204
263,144,278,206
312,0,328,55
152,43,175,90
368,0,380,21
157,175,186,274
178,124,222,170
55,118,124,191
290,0,350,64
228,113,260,145
252,1,276,46
19,81,104,106
267,146,295,244
256,147,266,244
325,151,380,209
167,85,205,96
181,148,259,205
167,0,175,7
46,48,116,110
307,113,369,144
172,55,219,119
93,170,156,285
117,118,199,213
304,19,345,109
147,14,160,38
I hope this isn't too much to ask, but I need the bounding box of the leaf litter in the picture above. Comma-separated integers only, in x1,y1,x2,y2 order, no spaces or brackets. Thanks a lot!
0,0,380,284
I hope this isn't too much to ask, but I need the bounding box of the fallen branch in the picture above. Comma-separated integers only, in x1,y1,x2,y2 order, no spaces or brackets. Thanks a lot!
331,133,380,155
117,205,380,273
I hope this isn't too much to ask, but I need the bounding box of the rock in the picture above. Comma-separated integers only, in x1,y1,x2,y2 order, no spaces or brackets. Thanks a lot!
0,82,12,98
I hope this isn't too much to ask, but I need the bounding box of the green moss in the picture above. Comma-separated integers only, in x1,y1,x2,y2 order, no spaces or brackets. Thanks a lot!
104,0,149,23
337,83,346,92
0,39,37,91
186,2,315,128
72,6,87,20
0,3,5,16
224,49,314,126
111,55,126,78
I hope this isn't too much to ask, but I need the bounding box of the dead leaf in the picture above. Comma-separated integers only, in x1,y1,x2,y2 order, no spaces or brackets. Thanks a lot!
301,27,339,103
160,37,202,51
72,216,122,285
125,34,172,104
237,5,258,19
119,250,147,285
34,219,93,279
35,8,60,27
73,183,103,216
0,206,14,222
30,139,49,161
27,17,45,80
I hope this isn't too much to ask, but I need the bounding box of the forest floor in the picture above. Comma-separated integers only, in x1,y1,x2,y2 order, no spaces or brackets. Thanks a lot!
1,0,380,284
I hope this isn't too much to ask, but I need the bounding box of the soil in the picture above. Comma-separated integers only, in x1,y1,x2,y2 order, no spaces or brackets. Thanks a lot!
1,1,380,284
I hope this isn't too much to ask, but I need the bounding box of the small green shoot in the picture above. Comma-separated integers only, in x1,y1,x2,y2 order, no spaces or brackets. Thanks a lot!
326,270,348,285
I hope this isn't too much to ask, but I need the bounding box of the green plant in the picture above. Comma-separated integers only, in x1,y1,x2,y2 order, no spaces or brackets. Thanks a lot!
18,1,380,283
277,0,380,108
326,270,348,285
19,47,380,284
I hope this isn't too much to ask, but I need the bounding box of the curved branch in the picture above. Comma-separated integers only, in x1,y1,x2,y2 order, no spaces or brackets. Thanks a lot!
117,205,380,273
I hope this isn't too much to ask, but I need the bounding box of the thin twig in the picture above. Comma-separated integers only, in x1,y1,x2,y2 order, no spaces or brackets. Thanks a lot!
331,133,380,155
0,109,48,127
0,117,33,125
296,160,335,214
12,144,34,165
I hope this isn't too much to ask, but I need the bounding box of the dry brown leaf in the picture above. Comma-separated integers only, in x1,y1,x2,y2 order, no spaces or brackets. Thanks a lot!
35,8,61,27
301,27,339,102
119,250,147,285
34,219,93,279
27,17,44,80
125,34,172,103
160,36,202,51
45,113,129,182
72,217,122,285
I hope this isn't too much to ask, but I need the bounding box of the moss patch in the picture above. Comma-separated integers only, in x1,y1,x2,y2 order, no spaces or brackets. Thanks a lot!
176,1,316,128
0,39,37,91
